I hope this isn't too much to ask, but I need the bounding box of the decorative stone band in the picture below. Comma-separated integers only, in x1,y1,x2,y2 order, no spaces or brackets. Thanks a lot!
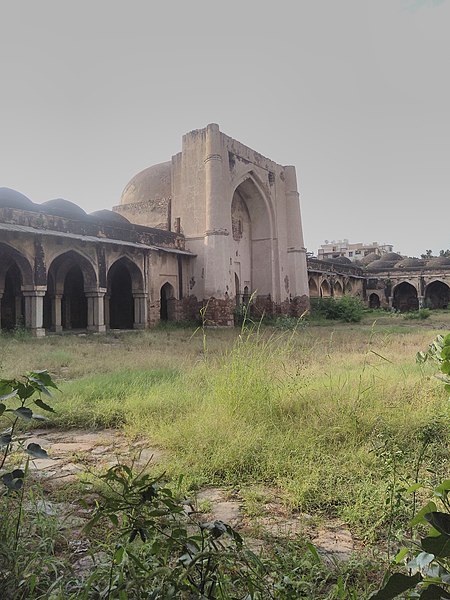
287,247,307,253
205,229,229,237
204,154,223,164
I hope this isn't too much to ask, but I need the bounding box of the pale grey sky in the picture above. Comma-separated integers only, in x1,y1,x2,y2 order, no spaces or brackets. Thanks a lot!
1,0,449,257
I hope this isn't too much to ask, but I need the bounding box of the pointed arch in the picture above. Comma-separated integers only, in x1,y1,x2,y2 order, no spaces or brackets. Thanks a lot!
393,281,419,312
308,277,319,297
106,257,144,329
320,279,331,297
424,280,450,309
160,281,175,321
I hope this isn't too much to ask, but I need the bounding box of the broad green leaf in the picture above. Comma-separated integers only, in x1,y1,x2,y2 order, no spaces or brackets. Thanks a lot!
0,390,17,402
1,469,25,491
441,346,450,360
34,399,55,413
420,584,450,599
425,513,450,537
434,481,450,498
411,502,438,527
369,572,422,599
0,433,12,447
443,333,450,345
406,482,424,495
16,383,35,400
394,547,409,564
12,407,33,421
421,534,450,558
29,370,58,389
26,443,49,459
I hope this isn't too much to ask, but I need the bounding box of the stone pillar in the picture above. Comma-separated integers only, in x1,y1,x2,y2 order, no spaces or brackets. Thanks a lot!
133,292,148,329
23,288,46,337
285,165,309,301
389,296,394,309
86,288,106,333
52,294,63,333
204,123,230,299
418,296,425,309
104,294,110,329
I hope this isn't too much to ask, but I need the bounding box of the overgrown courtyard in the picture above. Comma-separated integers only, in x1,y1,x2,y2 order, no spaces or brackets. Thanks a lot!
1,310,450,598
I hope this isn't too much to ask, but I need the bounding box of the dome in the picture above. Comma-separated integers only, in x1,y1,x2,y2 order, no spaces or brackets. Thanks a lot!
360,252,380,266
426,256,450,267
120,161,172,205
41,199,88,219
366,259,397,271
0,187,36,210
329,256,352,264
382,252,403,262
89,209,131,225
395,258,425,268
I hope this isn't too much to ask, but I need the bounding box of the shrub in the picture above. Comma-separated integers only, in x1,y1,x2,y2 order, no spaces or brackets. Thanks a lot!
310,296,364,323
403,308,431,320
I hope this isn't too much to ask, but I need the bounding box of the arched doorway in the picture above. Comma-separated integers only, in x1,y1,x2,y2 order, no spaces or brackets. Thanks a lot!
320,280,331,297
393,282,419,312
63,265,87,329
45,251,97,331
308,278,319,298
231,175,274,300
160,282,175,321
334,281,343,297
369,293,380,309
108,263,133,329
1,264,23,330
424,281,450,309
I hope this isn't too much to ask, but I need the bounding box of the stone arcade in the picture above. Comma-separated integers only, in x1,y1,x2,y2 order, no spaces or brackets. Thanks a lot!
0,124,310,335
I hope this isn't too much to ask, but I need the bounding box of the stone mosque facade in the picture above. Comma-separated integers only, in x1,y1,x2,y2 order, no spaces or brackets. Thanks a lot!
0,124,309,336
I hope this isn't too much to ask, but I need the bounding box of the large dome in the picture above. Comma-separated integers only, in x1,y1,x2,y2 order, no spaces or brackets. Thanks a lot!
120,161,172,205
366,259,397,271
426,256,450,267
41,199,88,220
395,258,425,268
90,209,131,225
0,187,36,210
360,252,380,266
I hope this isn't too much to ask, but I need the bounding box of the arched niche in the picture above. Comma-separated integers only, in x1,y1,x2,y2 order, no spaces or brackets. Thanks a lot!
369,293,381,309
320,280,331,298
308,277,319,298
393,282,419,312
231,174,274,299
107,257,144,329
424,280,450,309
334,281,343,297
160,282,175,321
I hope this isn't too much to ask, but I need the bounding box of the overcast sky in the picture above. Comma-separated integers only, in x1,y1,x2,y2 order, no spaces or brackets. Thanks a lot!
1,0,449,257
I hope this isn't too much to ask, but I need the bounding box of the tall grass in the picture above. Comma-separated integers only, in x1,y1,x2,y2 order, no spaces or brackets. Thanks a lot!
31,317,449,538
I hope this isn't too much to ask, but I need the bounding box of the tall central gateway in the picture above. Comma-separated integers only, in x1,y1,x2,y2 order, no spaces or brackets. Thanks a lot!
116,123,309,325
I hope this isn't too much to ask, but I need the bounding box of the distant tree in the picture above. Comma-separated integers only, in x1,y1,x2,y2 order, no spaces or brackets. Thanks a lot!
439,249,450,258
420,249,434,259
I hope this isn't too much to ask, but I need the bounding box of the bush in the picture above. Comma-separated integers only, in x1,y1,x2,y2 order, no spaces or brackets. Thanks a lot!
310,296,364,323
403,308,431,320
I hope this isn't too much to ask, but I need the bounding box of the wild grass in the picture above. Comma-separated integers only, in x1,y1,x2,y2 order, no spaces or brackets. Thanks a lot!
1,311,450,539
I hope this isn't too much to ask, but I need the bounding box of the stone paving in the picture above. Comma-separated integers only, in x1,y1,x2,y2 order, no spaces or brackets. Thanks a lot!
22,428,356,562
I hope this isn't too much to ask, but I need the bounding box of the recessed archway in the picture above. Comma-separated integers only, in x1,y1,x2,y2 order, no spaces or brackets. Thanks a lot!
231,174,274,299
334,281,343,297
45,251,97,331
424,280,450,309
320,280,331,298
107,257,144,329
369,293,381,309
160,282,175,321
1,264,24,330
393,282,419,312
308,278,319,298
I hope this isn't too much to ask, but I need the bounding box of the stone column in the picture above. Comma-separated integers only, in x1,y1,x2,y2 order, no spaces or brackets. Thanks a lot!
204,123,230,299
52,294,63,333
418,296,425,309
23,288,46,337
104,294,110,330
86,288,106,333
133,292,148,329
285,165,309,302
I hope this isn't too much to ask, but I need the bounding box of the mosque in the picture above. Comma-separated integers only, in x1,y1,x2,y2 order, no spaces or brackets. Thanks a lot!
0,124,309,335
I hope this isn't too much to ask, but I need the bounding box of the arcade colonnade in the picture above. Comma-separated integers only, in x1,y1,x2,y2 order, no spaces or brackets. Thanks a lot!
0,238,188,336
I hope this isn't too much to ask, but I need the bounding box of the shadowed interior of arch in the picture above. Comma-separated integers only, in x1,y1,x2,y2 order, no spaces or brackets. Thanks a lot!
160,282,175,321
393,282,419,312
424,280,450,309
108,262,134,329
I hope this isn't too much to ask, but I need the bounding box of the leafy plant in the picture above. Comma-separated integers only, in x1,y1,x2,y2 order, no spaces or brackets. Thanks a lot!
403,309,431,321
310,296,365,322
371,333,450,599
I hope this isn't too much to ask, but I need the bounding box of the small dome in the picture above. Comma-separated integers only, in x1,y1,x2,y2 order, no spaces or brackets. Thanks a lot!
41,199,88,219
395,258,425,268
120,161,172,205
360,252,380,266
426,256,450,267
0,187,35,210
89,209,131,225
382,252,403,262
329,256,352,264
366,259,397,271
